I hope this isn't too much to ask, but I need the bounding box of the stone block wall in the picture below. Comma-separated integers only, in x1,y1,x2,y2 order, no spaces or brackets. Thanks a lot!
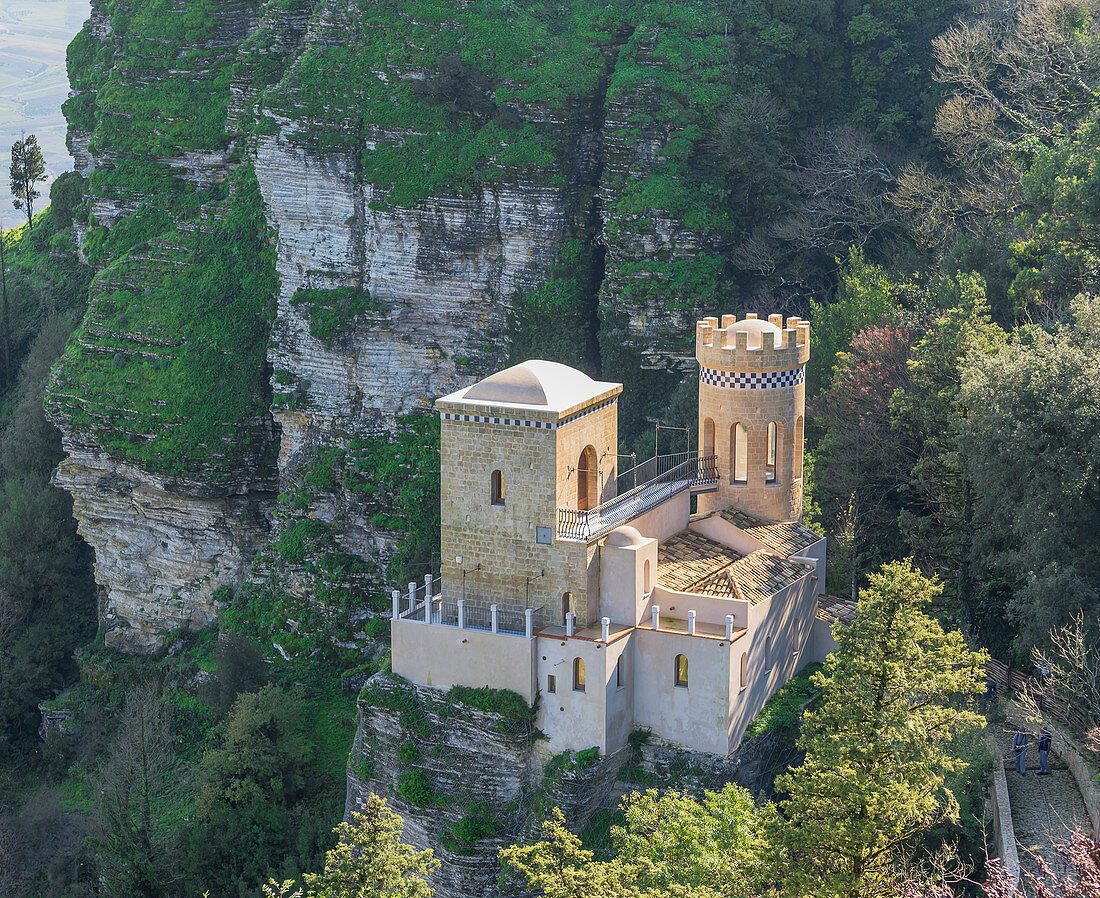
438,399,617,623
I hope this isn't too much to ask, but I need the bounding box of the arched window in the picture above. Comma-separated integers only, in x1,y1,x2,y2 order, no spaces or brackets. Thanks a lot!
766,422,779,483
740,652,748,689
491,469,505,506
674,654,689,687
731,422,748,484
577,445,597,511
616,656,624,689
765,636,773,671
573,657,586,692
643,559,651,594
794,415,804,481
561,592,573,625
703,417,715,457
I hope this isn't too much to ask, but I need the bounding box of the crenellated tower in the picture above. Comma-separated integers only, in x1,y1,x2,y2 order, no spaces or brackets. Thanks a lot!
695,313,810,522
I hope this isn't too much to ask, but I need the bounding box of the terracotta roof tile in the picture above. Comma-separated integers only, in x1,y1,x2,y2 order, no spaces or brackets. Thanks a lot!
816,594,858,625
657,531,814,604
657,531,743,593
720,508,822,555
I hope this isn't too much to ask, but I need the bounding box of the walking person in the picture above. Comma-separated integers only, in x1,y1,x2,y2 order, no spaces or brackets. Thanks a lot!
1013,728,1028,774
1038,729,1052,775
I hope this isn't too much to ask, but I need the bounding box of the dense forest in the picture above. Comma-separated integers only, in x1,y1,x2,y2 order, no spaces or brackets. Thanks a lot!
1,0,1099,895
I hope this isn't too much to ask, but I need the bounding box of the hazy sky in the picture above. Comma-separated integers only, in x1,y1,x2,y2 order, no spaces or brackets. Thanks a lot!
0,0,89,224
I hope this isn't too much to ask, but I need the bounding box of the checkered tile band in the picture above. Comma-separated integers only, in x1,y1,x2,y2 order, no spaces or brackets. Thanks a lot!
699,365,805,390
441,397,616,431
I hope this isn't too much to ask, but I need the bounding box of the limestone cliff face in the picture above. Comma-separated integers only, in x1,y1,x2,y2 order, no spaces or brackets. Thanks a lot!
256,129,576,464
48,0,279,652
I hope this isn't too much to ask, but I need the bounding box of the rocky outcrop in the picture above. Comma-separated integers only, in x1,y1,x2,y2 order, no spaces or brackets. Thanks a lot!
53,449,273,652
347,675,793,898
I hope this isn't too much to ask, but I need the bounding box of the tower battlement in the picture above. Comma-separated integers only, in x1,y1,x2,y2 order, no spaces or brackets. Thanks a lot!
696,313,810,372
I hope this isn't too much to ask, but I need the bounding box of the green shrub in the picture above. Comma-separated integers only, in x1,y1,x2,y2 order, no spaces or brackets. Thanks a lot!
396,740,422,763
395,769,436,806
291,287,378,346
449,801,501,846
447,685,535,727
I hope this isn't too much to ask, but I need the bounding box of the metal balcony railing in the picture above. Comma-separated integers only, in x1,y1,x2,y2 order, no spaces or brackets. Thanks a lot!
558,452,718,543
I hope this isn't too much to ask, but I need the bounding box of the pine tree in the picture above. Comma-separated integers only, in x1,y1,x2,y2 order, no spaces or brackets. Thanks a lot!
770,559,987,898
10,135,46,230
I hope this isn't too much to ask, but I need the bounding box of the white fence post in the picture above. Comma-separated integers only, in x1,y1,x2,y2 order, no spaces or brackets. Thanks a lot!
688,610,696,636
457,599,466,630
391,589,401,620
408,581,416,612
601,617,610,642
651,605,660,630
524,608,534,639
491,603,499,633
565,611,576,637
424,573,432,598
725,614,734,640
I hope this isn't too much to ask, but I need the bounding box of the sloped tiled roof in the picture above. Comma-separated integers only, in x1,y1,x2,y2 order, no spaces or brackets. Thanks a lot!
657,531,743,593
657,531,814,605
720,509,822,555
816,593,858,625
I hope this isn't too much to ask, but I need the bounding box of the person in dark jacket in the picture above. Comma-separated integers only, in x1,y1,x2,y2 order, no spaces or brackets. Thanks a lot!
1038,729,1052,774
1013,729,1028,774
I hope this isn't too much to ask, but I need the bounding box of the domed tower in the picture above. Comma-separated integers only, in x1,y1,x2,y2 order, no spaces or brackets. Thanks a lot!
696,313,810,522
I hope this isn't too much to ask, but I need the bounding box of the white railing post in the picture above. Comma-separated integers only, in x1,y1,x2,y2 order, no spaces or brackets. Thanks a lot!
424,573,432,598
601,617,610,642
391,589,401,619
491,603,499,633
688,610,696,636
524,608,534,639
565,611,576,637
457,599,466,630
651,605,660,630
725,614,734,640
408,581,416,612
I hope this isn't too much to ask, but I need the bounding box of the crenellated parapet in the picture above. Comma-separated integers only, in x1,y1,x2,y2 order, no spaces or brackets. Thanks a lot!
696,313,810,373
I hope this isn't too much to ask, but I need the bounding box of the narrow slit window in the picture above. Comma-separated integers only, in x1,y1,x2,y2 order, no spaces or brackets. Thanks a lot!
732,423,748,483
703,417,715,457
491,469,505,505
573,657,586,692
675,653,689,687
547,674,556,694
616,656,624,689
794,415,804,481
765,636,773,671
766,422,778,483
740,652,748,688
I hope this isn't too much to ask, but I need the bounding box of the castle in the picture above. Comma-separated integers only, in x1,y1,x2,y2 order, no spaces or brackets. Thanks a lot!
389,313,844,756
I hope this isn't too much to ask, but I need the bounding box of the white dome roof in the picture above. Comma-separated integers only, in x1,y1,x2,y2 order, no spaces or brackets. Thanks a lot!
727,317,782,350
605,525,646,548
463,361,602,408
